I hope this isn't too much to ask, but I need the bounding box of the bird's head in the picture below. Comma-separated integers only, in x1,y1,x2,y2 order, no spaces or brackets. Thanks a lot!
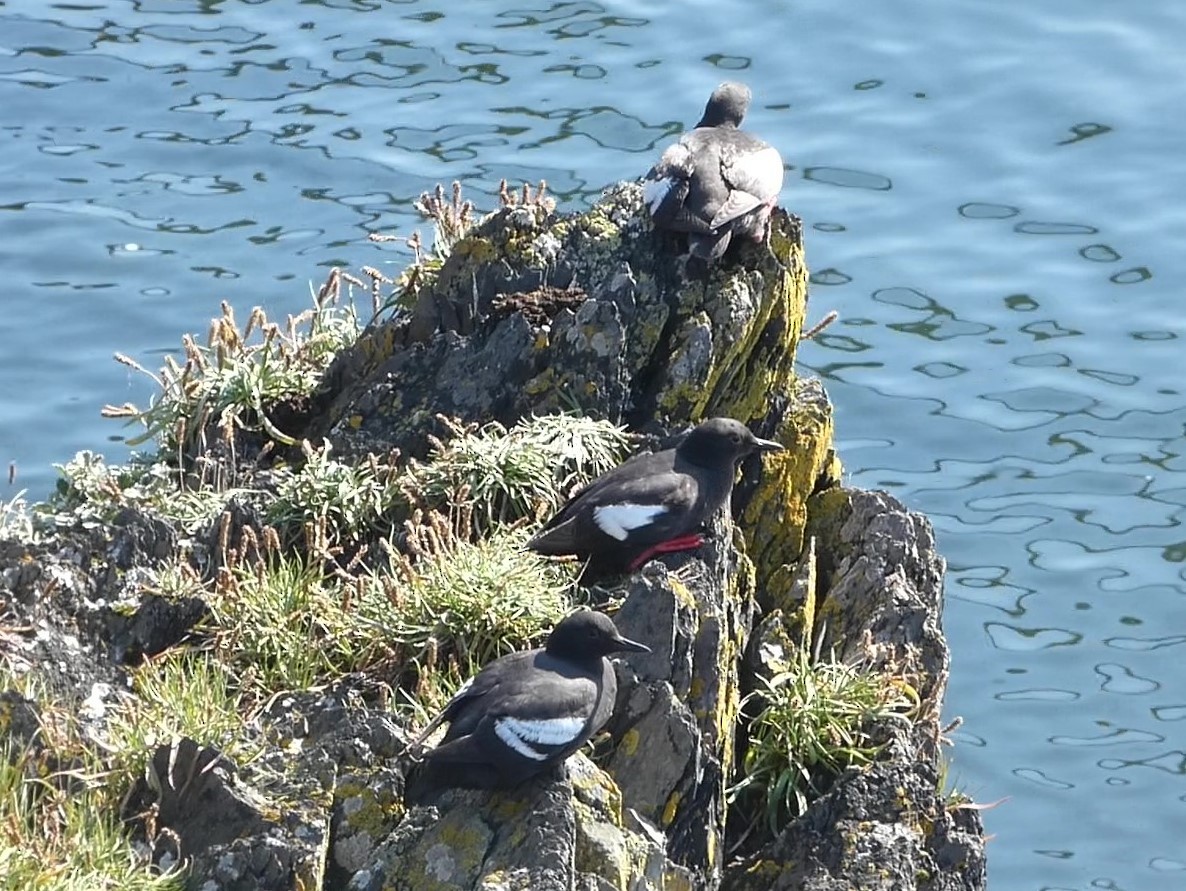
680,417,784,466
546,609,651,659
696,81,752,129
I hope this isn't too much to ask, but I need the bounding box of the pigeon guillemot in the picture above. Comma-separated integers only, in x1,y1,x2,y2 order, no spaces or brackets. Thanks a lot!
527,417,784,575
643,81,785,262
408,609,649,791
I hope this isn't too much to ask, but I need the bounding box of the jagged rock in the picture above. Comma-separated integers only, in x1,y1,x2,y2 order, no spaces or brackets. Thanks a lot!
806,488,951,719
331,767,406,882
310,183,806,460
108,506,177,570
146,738,270,858
0,176,987,891
605,515,751,882
0,534,130,697
350,753,689,891
107,591,208,664
133,736,331,891
724,489,985,890
351,769,576,891
259,677,406,765
721,760,986,891
0,538,45,606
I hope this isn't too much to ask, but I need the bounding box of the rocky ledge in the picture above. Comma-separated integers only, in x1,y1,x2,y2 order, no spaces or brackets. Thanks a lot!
0,182,986,890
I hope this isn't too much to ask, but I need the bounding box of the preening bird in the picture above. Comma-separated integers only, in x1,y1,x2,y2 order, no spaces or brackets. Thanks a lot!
643,81,785,261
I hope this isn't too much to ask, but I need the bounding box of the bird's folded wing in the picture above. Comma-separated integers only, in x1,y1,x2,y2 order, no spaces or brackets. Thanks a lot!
708,189,765,230
644,176,691,227
486,687,598,761
584,472,698,544
719,145,783,207
659,203,719,235
410,663,506,747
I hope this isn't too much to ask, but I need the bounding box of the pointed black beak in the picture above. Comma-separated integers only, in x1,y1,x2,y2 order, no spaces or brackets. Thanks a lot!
611,633,651,654
752,436,784,453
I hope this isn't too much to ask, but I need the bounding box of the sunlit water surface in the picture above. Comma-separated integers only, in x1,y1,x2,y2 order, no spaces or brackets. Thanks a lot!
3,1,1185,888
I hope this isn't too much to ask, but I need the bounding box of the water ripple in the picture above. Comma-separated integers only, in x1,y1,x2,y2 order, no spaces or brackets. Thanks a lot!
985,623,1082,651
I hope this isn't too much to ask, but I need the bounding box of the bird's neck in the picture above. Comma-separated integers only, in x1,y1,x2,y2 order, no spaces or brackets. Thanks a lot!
677,447,737,472
545,647,602,670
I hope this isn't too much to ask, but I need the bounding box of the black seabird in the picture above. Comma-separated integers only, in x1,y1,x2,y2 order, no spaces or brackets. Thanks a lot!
643,81,785,262
527,417,784,575
408,609,649,791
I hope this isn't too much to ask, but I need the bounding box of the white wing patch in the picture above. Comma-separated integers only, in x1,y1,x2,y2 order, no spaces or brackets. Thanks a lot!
643,177,676,214
593,503,668,541
494,716,587,761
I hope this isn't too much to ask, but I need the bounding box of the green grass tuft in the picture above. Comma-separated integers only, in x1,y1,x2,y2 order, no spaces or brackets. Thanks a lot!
728,563,924,841
103,283,361,456
206,554,395,698
198,517,574,706
405,413,632,536
730,645,920,838
388,523,575,669
0,747,186,891
265,442,403,548
0,668,187,890
102,652,255,798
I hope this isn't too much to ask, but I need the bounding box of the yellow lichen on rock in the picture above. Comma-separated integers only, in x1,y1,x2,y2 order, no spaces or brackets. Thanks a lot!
742,376,838,605
661,790,682,827
619,727,641,757
653,212,807,426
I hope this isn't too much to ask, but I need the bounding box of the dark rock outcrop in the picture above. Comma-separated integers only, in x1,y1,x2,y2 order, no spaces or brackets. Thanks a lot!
0,182,985,891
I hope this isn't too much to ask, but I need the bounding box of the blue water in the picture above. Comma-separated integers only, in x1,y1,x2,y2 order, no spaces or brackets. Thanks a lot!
3,1,1185,887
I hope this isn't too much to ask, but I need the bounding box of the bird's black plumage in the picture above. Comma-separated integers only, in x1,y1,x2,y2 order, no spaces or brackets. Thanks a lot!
643,81,785,261
527,417,783,575
408,610,649,793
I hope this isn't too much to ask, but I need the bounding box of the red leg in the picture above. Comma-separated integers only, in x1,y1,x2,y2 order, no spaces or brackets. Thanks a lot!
627,532,706,571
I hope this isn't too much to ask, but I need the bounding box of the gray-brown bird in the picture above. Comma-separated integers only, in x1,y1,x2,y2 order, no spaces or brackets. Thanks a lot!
643,82,785,261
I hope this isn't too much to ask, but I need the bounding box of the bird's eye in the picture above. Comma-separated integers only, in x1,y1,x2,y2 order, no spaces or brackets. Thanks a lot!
731,432,742,443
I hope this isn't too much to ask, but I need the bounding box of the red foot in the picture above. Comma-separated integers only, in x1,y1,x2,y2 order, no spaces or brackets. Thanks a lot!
627,532,706,571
